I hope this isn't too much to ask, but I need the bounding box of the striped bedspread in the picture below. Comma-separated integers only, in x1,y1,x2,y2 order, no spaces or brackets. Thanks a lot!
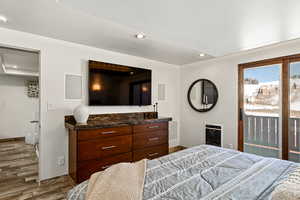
67,145,299,200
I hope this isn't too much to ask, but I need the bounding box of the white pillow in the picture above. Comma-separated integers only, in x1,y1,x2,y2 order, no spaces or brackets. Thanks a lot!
271,167,300,200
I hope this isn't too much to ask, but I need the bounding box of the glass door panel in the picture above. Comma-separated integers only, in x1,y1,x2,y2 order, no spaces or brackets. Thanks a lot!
289,61,300,162
243,64,281,158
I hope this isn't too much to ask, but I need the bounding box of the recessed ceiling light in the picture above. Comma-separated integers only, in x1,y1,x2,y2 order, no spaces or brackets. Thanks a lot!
135,33,146,39
0,15,7,23
199,53,205,57
12,65,18,69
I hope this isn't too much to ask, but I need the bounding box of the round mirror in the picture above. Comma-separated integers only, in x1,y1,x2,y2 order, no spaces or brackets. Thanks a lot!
187,79,218,112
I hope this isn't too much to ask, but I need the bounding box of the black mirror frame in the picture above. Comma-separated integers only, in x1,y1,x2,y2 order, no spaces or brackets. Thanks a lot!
187,79,219,112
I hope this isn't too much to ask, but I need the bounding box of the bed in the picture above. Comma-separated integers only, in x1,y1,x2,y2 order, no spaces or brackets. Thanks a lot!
67,145,299,200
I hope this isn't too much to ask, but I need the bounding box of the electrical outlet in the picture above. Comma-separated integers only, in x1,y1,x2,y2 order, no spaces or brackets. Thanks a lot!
57,156,65,166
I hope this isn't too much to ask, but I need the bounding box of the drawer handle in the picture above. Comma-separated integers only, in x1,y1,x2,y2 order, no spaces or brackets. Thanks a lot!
101,131,116,135
148,126,159,129
148,137,159,141
101,165,111,170
101,145,117,150
148,152,159,157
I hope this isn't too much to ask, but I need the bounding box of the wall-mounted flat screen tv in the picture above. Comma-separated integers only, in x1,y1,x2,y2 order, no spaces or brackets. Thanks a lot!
88,60,152,106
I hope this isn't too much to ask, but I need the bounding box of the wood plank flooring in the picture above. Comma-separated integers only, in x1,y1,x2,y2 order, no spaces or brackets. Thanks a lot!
0,139,186,200
0,139,73,200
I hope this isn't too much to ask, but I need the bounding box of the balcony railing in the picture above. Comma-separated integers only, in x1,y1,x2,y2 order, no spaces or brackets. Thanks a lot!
243,114,300,160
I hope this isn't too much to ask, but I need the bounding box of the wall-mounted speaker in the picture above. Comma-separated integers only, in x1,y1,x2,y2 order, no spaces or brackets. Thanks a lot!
158,84,165,101
65,74,82,100
169,121,178,140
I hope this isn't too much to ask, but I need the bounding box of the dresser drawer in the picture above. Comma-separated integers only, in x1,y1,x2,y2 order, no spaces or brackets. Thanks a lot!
78,135,132,161
78,126,132,141
133,122,168,134
133,145,168,161
77,152,132,183
133,131,167,149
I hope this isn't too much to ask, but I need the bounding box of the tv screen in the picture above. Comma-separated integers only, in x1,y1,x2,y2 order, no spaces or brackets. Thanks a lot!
88,60,152,106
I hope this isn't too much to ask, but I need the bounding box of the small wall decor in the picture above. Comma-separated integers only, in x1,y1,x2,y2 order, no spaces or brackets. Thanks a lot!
27,80,39,98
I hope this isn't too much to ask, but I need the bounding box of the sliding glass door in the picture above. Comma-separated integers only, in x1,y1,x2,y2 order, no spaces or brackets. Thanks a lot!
239,54,300,162
289,60,300,162
240,64,282,159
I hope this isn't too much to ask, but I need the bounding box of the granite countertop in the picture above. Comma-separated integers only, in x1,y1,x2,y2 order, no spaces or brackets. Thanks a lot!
65,112,172,130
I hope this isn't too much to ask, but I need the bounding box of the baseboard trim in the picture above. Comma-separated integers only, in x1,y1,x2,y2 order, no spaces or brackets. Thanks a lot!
40,175,76,186
0,137,25,143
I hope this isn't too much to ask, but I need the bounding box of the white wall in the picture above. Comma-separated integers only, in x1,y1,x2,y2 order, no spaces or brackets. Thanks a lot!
0,27,181,180
180,38,300,149
0,75,39,139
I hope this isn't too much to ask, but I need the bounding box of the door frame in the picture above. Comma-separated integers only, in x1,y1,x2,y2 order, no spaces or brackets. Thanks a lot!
238,53,300,160
0,44,41,180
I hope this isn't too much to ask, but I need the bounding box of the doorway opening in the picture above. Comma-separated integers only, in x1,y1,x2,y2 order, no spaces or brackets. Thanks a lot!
0,46,40,183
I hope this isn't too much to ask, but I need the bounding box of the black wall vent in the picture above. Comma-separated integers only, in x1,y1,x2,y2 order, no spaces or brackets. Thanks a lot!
205,124,222,147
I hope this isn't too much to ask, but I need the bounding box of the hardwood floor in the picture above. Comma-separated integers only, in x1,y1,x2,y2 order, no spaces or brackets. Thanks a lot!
0,139,185,200
0,139,73,200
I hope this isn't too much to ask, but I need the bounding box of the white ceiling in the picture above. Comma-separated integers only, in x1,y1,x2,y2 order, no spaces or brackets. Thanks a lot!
0,0,300,65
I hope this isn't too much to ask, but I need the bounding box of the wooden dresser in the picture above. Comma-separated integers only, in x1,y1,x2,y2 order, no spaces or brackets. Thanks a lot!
65,112,171,184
